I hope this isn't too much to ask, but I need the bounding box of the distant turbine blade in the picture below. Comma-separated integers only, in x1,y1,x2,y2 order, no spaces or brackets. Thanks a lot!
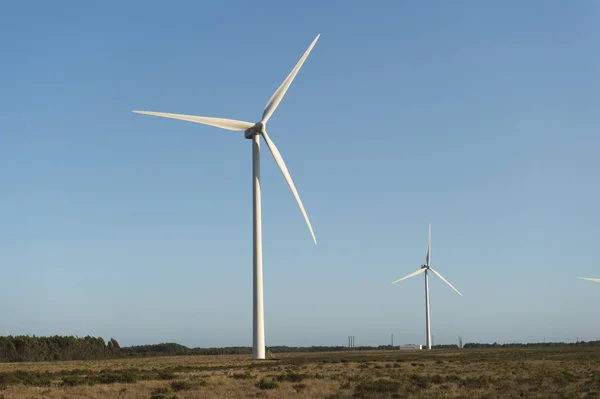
426,223,431,266
579,277,600,283
261,130,316,245
133,111,254,131
261,34,320,124
430,268,463,296
391,268,425,284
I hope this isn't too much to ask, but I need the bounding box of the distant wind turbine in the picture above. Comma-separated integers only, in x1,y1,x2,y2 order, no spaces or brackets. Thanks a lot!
391,224,462,350
579,277,600,283
133,35,321,360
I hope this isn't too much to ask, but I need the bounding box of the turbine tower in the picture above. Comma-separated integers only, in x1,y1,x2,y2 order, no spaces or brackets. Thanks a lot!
391,224,462,350
579,277,600,283
132,35,320,360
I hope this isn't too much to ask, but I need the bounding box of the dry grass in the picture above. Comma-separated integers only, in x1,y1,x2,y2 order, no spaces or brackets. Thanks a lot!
0,347,599,398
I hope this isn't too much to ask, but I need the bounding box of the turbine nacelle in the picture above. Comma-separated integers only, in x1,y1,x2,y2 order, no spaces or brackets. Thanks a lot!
244,122,266,139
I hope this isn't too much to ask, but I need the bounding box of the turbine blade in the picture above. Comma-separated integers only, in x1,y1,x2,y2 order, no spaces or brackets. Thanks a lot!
261,130,316,244
391,268,425,284
133,111,254,131
426,223,431,266
261,34,320,124
430,268,463,296
579,277,600,283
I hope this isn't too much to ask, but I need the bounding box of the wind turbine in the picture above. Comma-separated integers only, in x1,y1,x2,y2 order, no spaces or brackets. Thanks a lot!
391,224,462,350
579,277,600,283
132,35,320,360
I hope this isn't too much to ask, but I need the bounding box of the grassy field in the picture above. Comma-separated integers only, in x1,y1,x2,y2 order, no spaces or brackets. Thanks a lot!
0,347,599,398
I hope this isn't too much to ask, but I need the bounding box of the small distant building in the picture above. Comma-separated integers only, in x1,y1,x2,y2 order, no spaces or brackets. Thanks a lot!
398,344,422,350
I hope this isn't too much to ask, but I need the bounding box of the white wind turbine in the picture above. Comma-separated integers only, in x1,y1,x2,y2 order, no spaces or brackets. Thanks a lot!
391,224,462,350
579,277,600,283
132,35,320,360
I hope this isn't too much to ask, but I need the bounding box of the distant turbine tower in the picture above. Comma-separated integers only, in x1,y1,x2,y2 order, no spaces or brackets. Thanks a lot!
133,35,321,360
391,224,462,350
579,277,600,283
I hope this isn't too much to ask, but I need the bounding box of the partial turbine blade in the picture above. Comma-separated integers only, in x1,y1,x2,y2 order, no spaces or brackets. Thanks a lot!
133,111,254,131
426,223,431,267
261,130,316,244
391,268,426,284
579,277,600,283
430,268,463,296
261,34,320,124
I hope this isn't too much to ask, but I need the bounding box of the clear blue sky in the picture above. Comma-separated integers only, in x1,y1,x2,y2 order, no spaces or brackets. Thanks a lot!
1,0,599,348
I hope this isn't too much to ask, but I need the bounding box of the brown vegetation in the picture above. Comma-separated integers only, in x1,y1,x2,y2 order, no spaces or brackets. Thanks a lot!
0,346,599,398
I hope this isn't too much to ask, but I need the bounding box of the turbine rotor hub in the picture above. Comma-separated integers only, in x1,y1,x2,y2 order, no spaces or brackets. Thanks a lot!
244,122,265,139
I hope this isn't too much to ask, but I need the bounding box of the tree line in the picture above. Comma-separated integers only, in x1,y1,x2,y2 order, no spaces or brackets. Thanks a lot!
0,335,599,363
463,340,600,349
0,335,120,362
